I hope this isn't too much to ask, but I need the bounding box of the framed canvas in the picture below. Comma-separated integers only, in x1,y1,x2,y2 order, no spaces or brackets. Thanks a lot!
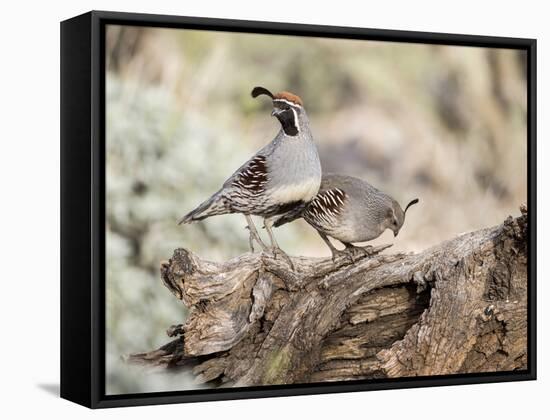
60,10,536,408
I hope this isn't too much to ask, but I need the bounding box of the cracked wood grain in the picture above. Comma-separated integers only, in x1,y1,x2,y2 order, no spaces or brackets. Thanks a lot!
128,206,528,387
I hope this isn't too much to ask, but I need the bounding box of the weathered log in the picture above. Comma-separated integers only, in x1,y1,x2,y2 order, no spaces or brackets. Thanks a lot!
128,206,528,386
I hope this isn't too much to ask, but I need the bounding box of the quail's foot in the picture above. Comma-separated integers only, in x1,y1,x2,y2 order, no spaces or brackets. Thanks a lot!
263,218,294,269
271,246,295,270
330,248,354,263
344,244,374,262
329,244,373,263
245,215,269,253
361,245,375,255
245,225,268,252
247,230,254,252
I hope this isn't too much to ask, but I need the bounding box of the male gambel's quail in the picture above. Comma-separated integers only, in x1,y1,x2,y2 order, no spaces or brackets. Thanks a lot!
178,87,322,264
273,174,419,261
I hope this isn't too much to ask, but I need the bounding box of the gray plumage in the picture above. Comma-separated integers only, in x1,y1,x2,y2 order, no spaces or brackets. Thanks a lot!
274,174,419,260
178,87,321,264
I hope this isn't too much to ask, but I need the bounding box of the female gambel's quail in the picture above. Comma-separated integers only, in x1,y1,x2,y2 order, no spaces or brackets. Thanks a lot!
273,174,419,261
178,86,322,265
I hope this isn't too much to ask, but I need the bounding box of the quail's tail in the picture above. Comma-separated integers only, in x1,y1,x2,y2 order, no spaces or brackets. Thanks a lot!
178,192,228,225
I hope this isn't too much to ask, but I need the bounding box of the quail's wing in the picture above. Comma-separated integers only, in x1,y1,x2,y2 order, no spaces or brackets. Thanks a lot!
222,154,269,198
303,187,347,230
221,137,278,192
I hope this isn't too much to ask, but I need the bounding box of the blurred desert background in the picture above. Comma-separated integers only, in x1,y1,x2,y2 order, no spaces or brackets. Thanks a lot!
105,25,527,394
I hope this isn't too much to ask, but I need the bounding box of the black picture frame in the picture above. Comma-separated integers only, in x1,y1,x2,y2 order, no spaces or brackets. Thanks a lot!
60,10,537,409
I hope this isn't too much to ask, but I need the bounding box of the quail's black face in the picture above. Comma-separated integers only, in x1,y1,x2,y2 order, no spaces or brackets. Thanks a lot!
272,100,301,136
250,87,304,137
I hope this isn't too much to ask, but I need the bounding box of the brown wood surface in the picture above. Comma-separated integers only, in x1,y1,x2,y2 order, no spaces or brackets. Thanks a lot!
128,206,528,387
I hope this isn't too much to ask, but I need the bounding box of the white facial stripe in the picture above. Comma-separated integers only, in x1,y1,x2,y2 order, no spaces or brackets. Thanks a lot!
273,98,303,109
290,108,300,133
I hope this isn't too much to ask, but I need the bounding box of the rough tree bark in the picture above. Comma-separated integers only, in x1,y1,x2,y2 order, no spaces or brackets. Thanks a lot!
128,206,528,386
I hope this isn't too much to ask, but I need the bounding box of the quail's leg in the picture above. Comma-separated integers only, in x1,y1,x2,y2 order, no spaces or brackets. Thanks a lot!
317,232,349,263
264,218,294,269
245,215,268,252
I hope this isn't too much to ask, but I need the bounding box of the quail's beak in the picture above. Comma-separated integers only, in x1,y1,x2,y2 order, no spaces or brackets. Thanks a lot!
393,230,399,238
271,108,282,117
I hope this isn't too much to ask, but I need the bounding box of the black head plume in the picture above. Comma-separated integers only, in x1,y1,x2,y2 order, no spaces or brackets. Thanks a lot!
404,198,419,215
251,86,274,100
